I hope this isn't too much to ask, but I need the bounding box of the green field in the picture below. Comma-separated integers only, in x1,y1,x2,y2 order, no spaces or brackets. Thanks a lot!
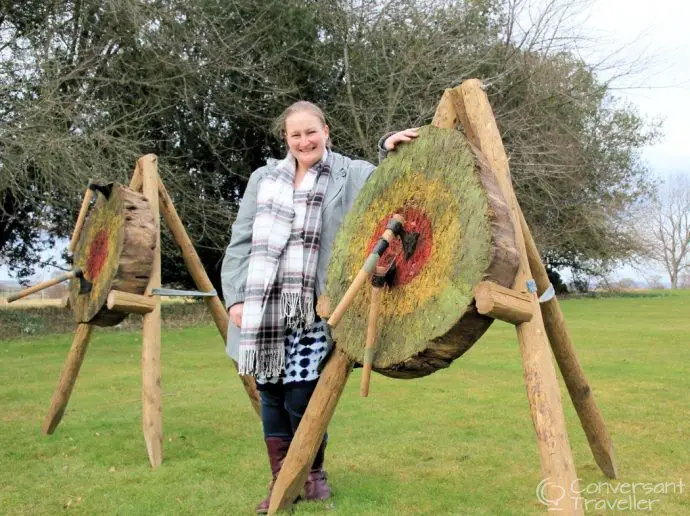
1,291,688,515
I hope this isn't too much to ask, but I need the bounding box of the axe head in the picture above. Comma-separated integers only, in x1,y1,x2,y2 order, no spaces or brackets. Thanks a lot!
373,262,397,288
402,231,420,260
74,269,92,295
78,278,93,295
88,181,114,199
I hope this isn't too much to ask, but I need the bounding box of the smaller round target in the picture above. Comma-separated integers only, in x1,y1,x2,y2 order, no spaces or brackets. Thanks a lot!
70,184,156,326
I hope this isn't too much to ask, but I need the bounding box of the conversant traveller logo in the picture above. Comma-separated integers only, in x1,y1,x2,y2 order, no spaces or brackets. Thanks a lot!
536,479,566,510
536,478,685,512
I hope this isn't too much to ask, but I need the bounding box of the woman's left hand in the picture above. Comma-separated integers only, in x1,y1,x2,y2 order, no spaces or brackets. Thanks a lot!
384,128,419,151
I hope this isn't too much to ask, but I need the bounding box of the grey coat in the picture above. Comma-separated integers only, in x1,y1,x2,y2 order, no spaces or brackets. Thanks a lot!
221,147,387,360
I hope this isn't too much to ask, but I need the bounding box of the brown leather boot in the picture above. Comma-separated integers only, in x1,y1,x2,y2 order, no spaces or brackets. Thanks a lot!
256,437,291,514
304,439,330,501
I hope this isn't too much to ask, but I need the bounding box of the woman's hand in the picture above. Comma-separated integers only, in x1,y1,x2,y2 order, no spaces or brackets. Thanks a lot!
228,303,244,328
384,128,419,151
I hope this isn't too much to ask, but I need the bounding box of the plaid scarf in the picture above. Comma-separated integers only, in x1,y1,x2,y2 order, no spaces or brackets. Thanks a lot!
238,151,332,377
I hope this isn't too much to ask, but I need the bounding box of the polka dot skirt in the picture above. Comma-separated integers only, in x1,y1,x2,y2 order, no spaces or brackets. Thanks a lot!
256,316,330,387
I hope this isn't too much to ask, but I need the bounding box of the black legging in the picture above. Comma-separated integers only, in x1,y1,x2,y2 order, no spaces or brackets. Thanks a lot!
259,381,325,439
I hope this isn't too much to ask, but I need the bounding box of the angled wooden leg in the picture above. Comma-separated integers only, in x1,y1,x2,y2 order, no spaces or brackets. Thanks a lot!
42,324,93,434
268,348,353,514
517,306,583,513
520,208,617,478
157,178,261,417
453,79,583,514
140,155,163,467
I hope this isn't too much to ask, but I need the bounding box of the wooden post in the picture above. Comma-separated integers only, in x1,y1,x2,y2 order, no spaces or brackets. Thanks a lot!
269,348,353,514
157,178,261,417
106,290,156,314
450,80,583,513
70,188,95,252
519,207,617,478
431,89,459,129
140,154,163,468
129,161,143,192
42,324,93,434
472,281,533,324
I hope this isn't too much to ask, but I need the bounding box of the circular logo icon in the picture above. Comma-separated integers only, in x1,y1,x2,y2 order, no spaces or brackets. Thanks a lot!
536,479,566,511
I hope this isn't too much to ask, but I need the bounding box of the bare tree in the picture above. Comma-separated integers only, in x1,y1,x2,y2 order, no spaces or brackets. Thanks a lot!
639,174,690,289
679,271,690,289
643,273,665,290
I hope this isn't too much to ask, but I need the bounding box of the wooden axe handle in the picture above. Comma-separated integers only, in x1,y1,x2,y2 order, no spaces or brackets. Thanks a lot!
360,269,386,397
328,214,403,328
7,270,79,303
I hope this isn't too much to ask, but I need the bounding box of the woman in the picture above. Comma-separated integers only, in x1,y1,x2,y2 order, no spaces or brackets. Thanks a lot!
221,101,417,512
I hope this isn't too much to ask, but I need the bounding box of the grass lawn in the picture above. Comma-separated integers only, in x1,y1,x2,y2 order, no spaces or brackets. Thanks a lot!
1,290,688,514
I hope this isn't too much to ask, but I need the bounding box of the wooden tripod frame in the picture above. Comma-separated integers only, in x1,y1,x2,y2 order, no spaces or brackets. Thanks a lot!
42,155,261,467
262,80,618,514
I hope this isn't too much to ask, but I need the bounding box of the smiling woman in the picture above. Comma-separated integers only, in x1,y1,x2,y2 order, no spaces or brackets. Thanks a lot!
219,100,418,512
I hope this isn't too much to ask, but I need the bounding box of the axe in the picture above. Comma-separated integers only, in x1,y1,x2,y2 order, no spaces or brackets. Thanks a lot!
6,269,92,304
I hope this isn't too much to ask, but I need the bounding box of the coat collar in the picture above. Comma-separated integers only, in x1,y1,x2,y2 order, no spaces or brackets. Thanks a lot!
323,152,347,209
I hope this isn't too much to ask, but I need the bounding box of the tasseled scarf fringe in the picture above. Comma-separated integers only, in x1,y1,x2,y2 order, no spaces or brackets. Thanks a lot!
238,348,285,378
281,291,315,329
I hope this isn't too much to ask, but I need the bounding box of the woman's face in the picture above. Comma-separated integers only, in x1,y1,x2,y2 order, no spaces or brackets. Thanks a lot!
284,110,329,170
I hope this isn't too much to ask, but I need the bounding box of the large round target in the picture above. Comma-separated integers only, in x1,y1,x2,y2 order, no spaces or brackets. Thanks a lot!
70,184,156,326
326,126,520,378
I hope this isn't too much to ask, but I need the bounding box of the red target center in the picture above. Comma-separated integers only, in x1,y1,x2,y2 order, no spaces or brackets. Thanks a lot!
86,230,109,280
367,207,433,286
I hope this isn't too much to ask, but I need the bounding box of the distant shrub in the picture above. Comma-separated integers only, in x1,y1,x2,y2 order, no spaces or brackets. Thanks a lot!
561,290,669,300
0,302,213,340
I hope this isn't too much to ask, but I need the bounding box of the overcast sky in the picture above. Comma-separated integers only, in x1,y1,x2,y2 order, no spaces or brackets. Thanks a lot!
575,0,690,282
579,0,690,178
2,0,688,283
